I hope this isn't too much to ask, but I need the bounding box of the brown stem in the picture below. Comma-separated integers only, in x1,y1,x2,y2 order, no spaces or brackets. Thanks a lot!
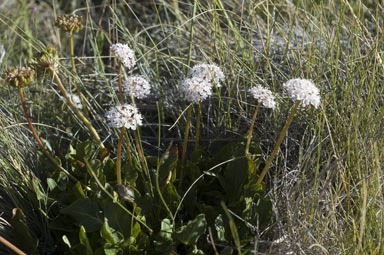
0,236,26,255
245,102,261,155
118,62,124,104
49,68,104,148
116,127,126,186
18,87,78,182
256,101,301,186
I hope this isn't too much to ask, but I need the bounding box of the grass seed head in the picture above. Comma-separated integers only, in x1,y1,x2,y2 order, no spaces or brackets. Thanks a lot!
2,67,34,88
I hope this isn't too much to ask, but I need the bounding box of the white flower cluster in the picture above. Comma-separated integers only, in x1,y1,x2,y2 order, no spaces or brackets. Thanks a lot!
123,75,151,99
105,104,143,130
181,62,225,103
110,43,136,70
188,63,225,87
248,85,276,109
283,78,320,108
180,77,212,104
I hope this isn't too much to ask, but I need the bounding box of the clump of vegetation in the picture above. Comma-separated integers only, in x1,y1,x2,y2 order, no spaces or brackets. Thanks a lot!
0,1,383,254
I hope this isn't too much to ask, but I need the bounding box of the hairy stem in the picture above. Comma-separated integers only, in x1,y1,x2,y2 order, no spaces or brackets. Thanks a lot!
181,104,193,165
245,102,261,155
18,87,78,182
116,127,126,186
49,68,104,148
194,102,202,151
256,101,300,186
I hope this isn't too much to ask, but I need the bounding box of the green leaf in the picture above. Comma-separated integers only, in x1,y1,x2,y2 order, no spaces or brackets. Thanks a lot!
214,214,226,242
47,177,57,191
76,140,96,161
103,200,132,238
163,182,181,211
173,214,207,246
101,218,124,245
79,225,94,255
32,176,46,201
159,218,173,241
10,208,38,254
223,157,253,202
62,235,71,248
61,198,102,232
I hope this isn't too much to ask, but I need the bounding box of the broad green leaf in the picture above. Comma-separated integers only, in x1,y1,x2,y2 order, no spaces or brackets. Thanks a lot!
32,176,46,201
223,157,252,202
61,198,102,232
10,208,38,254
173,214,207,246
76,140,96,160
47,177,57,191
163,182,181,211
159,218,173,241
103,200,132,238
79,225,93,255
100,218,124,245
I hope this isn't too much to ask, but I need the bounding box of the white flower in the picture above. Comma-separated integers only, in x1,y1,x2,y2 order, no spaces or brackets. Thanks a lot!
110,43,136,70
188,63,225,87
248,86,276,109
123,75,151,99
66,93,82,109
181,77,212,103
105,104,143,130
283,78,320,108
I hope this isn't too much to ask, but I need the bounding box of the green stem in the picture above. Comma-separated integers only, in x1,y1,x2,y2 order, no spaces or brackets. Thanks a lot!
18,87,78,182
194,102,202,151
68,31,77,74
256,101,301,186
84,159,153,233
116,127,126,186
245,102,261,155
181,104,193,165
134,129,154,197
50,68,104,148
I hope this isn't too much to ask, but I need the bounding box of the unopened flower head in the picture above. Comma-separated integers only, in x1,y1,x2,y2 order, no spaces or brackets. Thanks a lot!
29,47,59,71
123,75,151,99
181,77,212,103
249,85,276,109
283,78,320,108
2,67,34,88
68,93,82,109
188,63,225,87
55,14,83,33
110,43,136,70
105,104,142,130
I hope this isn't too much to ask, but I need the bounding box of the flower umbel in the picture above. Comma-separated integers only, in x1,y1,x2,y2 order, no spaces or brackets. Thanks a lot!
105,104,143,130
188,63,225,87
283,78,320,108
110,43,136,70
2,67,34,88
29,47,59,71
249,85,276,109
123,75,151,99
181,77,212,103
55,14,83,33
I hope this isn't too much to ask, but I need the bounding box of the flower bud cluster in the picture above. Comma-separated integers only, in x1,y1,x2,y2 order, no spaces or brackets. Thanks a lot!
55,14,83,33
2,67,34,88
